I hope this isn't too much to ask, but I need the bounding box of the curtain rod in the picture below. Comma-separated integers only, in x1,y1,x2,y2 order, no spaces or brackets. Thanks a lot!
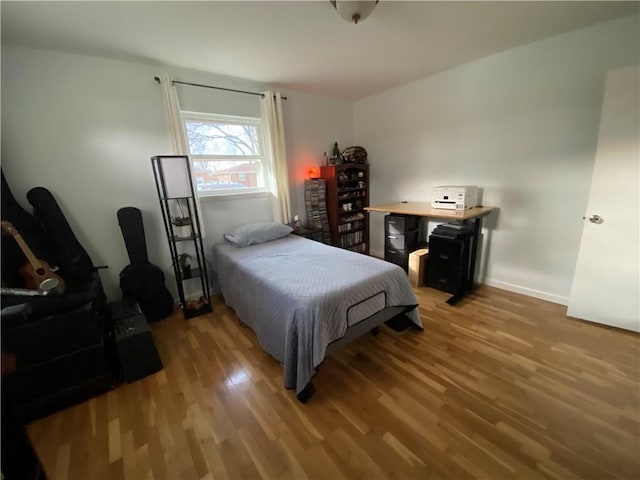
153,76,287,100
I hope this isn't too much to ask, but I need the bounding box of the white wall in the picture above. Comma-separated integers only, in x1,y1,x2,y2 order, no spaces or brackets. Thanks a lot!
355,14,639,305
4,14,637,307
1,46,353,301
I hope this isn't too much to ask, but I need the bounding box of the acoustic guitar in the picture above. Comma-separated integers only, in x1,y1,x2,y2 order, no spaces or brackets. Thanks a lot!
0,221,65,294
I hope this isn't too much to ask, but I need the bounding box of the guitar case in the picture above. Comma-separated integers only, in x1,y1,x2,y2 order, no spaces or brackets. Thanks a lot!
26,187,94,281
1,172,57,288
117,207,174,322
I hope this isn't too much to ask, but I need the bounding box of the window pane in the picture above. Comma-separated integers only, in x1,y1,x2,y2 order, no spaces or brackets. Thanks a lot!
185,120,260,156
192,160,264,192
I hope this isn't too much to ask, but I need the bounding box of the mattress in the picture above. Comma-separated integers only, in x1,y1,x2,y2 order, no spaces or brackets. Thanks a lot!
212,235,421,395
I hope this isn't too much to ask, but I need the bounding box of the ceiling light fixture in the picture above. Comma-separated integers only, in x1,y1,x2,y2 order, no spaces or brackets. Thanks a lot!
330,1,379,25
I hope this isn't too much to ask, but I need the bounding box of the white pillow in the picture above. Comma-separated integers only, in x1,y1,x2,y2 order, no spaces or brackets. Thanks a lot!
223,222,293,247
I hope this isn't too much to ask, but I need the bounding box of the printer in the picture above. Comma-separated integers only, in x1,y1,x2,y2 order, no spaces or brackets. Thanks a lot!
432,185,479,210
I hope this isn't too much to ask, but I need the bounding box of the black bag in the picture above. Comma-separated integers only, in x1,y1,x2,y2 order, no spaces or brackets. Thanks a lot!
1,172,58,287
27,186,94,281
119,264,174,322
117,207,174,322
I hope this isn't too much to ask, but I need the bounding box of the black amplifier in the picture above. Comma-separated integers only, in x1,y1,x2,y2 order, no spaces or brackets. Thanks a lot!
109,300,163,383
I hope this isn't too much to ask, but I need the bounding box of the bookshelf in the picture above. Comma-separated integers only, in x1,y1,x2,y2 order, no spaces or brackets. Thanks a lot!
320,164,369,254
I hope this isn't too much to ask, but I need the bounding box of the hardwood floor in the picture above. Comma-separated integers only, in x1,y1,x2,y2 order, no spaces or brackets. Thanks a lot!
27,286,639,479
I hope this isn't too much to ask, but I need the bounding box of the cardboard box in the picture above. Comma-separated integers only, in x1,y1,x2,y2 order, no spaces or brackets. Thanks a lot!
408,248,429,287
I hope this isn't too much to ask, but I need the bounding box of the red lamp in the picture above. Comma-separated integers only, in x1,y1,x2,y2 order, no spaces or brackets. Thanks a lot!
308,166,321,179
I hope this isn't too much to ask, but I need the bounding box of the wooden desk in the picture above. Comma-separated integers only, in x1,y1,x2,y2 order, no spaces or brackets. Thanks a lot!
366,202,495,220
365,202,496,304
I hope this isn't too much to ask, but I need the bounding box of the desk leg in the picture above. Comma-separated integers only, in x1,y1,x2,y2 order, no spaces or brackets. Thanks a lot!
446,293,462,305
467,216,482,292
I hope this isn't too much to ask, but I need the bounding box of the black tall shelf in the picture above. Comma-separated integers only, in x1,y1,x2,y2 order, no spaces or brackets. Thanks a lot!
151,155,212,319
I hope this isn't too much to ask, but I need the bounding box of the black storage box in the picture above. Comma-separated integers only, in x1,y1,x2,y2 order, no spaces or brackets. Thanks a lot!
2,273,118,423
109,300,163,383
384,214,420,272
427,229,473,294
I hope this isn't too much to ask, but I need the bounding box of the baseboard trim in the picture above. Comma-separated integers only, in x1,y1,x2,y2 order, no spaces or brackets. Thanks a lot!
371,248,569,306
482,279,568,306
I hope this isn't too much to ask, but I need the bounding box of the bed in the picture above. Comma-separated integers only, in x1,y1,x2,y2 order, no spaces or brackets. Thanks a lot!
212,225,422,402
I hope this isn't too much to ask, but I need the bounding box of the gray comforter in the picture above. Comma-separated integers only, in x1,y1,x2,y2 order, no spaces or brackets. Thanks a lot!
212,235,422,395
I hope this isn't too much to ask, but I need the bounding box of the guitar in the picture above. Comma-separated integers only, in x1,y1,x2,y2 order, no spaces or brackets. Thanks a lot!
0,221,65,294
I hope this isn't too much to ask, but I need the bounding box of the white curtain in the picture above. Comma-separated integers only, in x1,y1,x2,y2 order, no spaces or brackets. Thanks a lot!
260,91,291,224
160,74,188,155
159,74,205,235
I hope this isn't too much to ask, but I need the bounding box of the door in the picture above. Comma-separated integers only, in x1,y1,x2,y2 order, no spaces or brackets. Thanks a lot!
567,66,639,332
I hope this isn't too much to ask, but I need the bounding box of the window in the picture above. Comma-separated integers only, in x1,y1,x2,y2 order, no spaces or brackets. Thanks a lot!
182,111,270,196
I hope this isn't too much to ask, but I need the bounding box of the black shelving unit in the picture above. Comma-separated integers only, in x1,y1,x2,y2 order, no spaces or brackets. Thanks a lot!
151,155,212,320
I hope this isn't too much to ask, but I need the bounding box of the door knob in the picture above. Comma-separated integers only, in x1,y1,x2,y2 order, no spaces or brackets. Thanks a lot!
589,214,604,224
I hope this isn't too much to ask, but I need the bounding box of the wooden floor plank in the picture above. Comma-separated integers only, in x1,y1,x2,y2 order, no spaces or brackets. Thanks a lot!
26,285,639,479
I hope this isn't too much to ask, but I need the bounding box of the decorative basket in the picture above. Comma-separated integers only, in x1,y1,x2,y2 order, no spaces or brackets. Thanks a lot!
342,146,368,164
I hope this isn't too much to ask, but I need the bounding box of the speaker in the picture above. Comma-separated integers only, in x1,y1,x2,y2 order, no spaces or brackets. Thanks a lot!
109,301,163,383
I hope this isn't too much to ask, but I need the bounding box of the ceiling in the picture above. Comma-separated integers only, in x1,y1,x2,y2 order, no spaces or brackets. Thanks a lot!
2,1,638,101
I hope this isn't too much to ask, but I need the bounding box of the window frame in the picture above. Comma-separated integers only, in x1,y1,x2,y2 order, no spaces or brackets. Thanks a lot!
181,110,272,198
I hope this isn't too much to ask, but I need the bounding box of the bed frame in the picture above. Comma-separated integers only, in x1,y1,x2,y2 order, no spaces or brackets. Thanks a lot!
213,234,422,403
297,299,417,403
